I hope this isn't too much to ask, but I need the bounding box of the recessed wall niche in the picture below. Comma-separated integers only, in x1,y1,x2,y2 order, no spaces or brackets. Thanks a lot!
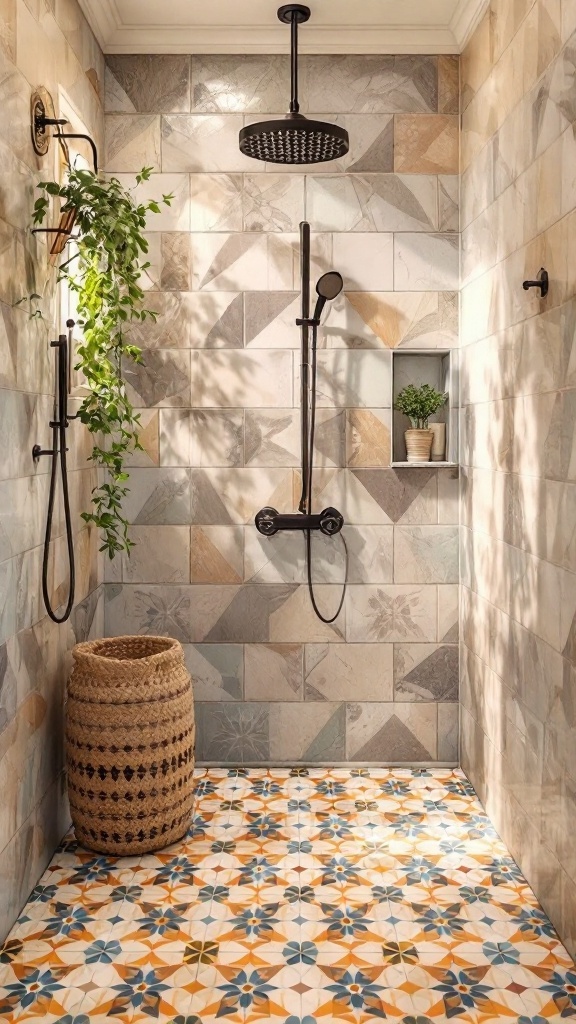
391,350,458,466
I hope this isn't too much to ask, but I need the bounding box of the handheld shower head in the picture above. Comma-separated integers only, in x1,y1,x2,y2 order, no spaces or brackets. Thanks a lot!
313,270,344,322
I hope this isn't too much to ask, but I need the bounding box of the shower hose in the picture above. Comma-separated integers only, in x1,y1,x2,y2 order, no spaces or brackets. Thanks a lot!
304,322,348,624
42,332,75,623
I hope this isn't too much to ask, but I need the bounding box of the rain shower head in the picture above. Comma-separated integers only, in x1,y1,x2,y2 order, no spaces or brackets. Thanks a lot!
239,5,349,165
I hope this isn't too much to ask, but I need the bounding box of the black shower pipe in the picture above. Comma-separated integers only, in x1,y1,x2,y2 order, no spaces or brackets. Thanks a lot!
33,321,76,624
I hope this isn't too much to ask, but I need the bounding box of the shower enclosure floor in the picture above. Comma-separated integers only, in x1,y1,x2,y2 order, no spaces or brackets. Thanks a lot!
1,768,574,1023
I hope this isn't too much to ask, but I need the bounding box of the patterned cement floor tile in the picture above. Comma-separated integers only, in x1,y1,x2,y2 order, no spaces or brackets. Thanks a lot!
0,768,575,1023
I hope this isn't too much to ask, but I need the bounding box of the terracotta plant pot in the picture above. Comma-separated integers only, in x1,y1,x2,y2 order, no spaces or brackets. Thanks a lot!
405,429,433,463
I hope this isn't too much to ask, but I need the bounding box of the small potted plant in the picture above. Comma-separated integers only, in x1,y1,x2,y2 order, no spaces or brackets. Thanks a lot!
394,384,448,462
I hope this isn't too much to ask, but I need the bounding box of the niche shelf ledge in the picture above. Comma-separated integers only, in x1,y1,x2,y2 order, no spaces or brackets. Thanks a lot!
391,460,458,468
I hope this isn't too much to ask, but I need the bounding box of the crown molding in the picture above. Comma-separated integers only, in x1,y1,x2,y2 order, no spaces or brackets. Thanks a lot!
79,0,487,54
78,0,121,49
450,0,490,50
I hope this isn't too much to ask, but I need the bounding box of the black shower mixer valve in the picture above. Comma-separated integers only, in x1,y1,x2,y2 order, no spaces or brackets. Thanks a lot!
255,506,345,538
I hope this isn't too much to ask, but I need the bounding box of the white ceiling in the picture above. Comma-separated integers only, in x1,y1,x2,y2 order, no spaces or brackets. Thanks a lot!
78,0,489,55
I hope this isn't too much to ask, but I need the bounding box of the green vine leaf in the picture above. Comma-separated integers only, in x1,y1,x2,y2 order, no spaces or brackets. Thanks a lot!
34,166,173,558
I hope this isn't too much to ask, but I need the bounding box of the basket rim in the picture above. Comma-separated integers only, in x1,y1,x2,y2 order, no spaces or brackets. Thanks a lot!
72,635,182,666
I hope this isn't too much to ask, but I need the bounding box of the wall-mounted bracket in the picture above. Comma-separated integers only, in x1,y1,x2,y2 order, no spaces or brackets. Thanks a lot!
30,88,99,171
31,90,67,156
523,268,549,297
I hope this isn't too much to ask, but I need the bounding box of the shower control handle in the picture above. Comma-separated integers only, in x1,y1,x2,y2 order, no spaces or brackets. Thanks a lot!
255,506,344,537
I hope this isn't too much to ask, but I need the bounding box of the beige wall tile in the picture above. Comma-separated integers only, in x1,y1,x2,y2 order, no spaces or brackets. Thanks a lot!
394,114,459,174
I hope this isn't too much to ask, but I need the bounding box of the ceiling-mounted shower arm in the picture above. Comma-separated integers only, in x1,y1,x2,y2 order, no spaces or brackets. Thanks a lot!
278,5,310,114
290,16,299,113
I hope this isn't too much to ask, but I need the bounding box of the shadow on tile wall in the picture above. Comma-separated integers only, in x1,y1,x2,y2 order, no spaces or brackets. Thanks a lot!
460,0,576,957
103,52,461,768
0,0,104,941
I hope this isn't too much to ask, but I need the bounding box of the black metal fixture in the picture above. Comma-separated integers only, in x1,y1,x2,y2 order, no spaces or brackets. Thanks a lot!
31,88,99,171
523,268,549,297
255,222,348,623
255,507,344,537
239,5,349,164
33,320,77,623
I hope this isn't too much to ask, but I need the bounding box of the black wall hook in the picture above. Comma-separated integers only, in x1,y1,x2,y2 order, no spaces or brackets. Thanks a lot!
523,268,549,297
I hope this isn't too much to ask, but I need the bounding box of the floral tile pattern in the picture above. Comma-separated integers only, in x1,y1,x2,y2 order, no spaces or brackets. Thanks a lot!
1,767,574,1023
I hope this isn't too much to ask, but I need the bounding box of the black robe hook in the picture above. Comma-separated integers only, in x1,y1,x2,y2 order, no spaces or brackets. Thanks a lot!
523,268,549,297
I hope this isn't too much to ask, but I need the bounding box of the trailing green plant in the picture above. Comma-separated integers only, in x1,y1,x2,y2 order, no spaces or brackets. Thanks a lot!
33,166,172,558
394,383,448,429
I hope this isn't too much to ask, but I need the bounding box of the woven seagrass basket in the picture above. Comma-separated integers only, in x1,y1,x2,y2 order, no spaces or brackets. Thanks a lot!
66,635,195,856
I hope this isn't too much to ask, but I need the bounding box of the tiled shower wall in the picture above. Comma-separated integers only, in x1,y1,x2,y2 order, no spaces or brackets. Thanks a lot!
0,0,103,940
460,0,576,956
103,53,461,765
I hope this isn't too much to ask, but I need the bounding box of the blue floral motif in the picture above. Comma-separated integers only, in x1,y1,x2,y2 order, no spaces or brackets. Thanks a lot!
285,1017,316,1024
199,885,229,903
439,839,466,855
288,798,311,812
154,856,196,885
67,858,114,884
542,968,576,1013
283,940,318,964
84,940,122,964
4,967,66,1009
190,814,209,837
288,839,312,854
413,905,467,937
217,968,277,1014
380,779,410,796
211,839,236,854
510,906,558,938
402,857,448,886
459,885,491,904
481,941,520,964
247,814,283,838
315,779,346,796
109,967,171,1015
321,857,360,885
484,858,524,885
110,884,143,902
321,904,369,939
253,779,281,796
423,798,448,813
42,903,92,939
230,904,279,938
372,885,403,903
135,904,187,936
433,967,492,1013
238,857,278,886
387,814,427,838
29,884,58,903
194,779,218,797
284,884,315,903
317,813,352,839
326,969,387,1018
